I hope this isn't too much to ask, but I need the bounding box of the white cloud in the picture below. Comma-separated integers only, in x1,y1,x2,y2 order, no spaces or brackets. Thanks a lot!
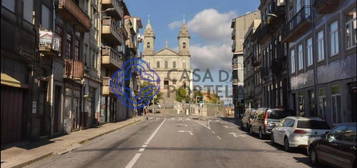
168,9,236,71
191,43,232,71
168,20,183,30
188,9,236,42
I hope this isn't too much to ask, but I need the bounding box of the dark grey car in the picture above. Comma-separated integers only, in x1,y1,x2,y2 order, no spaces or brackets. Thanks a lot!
250,108,289,139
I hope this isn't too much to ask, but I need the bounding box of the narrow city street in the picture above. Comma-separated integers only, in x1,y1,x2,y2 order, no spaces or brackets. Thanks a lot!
24,115,318,168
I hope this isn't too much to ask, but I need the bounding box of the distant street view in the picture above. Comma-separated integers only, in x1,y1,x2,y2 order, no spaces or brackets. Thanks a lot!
1,0,356,168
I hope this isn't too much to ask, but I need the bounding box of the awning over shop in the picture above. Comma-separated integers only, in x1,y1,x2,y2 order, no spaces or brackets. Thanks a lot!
0,73,27,88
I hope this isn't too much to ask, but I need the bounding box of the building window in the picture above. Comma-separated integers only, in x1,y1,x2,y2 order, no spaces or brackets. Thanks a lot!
41,5,51,29
319,96,327,120
307,38,313,66
290,49,296,73
304,0,311,16
23,0,34,23
298,44,304,70
165,61,168,69
346,8,357,49
2,0,15,12
330,21,339,56
173,61,176,69
147,42,150,48
74,39,80,60
331,94,342,123
296,0,302,13
183,42,186,49
317,31,325,61
65,34,72,59
156,61,160,68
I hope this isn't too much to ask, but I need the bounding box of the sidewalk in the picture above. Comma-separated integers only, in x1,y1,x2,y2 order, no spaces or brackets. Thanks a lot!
1,117,143,168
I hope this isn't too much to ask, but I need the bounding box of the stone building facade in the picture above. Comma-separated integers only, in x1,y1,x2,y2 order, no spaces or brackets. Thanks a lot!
231,11,261,118
286,0,356,124
142,22,192,105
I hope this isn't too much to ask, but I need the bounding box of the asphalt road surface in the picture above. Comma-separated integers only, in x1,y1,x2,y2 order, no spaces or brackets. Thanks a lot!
25,115,323,168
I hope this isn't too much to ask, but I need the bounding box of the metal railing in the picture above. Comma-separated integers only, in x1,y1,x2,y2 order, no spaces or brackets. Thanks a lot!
287,6,312,33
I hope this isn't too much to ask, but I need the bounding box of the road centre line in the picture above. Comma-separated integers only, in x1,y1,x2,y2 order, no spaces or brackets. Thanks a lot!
125,119,166,168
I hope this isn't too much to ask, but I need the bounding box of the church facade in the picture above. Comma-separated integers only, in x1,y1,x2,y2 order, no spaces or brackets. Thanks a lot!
142,22,192,103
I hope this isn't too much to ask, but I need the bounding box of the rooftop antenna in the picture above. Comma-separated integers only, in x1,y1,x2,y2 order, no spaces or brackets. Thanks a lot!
183,14,186,24
147,14,151,24
165,40,169,48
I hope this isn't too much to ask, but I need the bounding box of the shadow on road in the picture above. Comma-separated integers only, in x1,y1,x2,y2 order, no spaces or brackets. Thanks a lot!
74,146,286,154
264,141,307,155
292,157,330,168
1,139,55,150
219,117,239,125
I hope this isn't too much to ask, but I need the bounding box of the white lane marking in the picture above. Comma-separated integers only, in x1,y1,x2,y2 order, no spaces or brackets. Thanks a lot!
224,125,231,129
217,136,222,140
229,132,238,138
177,130,194,136
125,153,142,168
207,120,211,130
143,119,166,146
211,131,216,134
194,121,210,130
179,124,188,127
125,119,166,168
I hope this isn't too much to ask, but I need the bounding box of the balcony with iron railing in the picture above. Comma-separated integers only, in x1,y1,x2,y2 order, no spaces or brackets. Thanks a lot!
266,1,286,25
101,46,123,70
101,0,124,18
284,6,313,42
314,0,342,14
271,42,287,74
64,59,84,79
260,66,269,79
102,16,125,45
58,0,91,32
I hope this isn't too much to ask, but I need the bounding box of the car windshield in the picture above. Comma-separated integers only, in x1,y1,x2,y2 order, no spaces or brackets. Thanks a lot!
297,120,330,129
268,110,287,119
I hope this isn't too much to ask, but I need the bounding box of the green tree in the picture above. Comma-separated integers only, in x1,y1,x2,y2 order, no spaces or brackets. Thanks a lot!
193,90,203,103
176,87,190,103
139,82,161,105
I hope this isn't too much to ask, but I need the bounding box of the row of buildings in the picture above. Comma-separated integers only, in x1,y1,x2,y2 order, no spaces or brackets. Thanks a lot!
1,0,142,146
232,0,356,125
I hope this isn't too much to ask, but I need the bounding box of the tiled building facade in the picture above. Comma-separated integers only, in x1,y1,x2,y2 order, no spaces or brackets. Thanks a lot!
242,0,356,125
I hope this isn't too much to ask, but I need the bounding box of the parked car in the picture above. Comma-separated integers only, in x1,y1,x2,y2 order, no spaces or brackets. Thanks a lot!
309,123,356,168
240,108,255,131
271,117,330,152
249,108,289,139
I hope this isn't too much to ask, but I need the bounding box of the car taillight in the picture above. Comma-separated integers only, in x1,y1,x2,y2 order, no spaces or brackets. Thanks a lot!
264,112,269,126
294,129,307,134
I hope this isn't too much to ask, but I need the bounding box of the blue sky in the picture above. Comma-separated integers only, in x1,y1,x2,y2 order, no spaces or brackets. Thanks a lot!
126,0,259,49
125,0,260,99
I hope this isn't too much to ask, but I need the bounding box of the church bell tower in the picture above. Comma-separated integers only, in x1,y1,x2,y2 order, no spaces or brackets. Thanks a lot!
143,20,155,56
178,24,190,56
